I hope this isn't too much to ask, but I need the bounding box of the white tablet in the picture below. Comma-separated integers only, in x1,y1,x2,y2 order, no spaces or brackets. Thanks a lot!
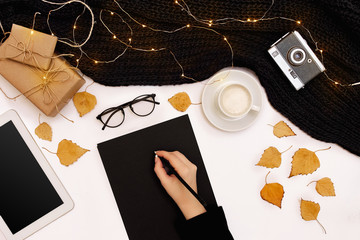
0,110,74,240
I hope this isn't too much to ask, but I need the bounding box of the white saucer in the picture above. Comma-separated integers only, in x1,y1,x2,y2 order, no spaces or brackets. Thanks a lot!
201,67,263,132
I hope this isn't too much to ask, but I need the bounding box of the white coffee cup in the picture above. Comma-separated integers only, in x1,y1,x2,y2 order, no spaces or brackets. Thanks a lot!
217,83,260,119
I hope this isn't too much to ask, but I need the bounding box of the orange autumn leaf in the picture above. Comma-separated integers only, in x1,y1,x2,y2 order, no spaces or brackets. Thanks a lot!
308,177,336,197
272,121,296,138
260,172,284,208
300,199,327,233
256,146,292,168
289,147,330,177
56,139,89,166
35,122,52,141
168,92,192,112
73,91,97,117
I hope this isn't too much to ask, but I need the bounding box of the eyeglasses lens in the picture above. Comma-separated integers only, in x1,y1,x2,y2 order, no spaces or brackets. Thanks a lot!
102,109,125,128
131,95,156,116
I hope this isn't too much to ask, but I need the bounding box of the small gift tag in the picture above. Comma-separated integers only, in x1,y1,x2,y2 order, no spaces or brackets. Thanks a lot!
1,24,58,70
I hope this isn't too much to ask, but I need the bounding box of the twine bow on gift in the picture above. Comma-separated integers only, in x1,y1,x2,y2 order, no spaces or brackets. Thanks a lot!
33,63,71,105
0,60,75,122
9,38,37,62
0,32,73,67
0,32,50,67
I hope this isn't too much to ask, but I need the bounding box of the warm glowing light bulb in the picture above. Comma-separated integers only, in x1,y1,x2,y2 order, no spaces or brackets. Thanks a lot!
94,60,98,64
142,24,146,28
110,12,114,15
186,24,190,28
247,18,251,22
51,33,54,36
319,49,323,53
73,25,77,29
175,0,178,4
335,82,339,85
43,76,46,80
151,48,155,51
30,30,34,35
253,19,258,22
129,38,132,42
181,73,185,77
113,35,117,39
208,23,212,27
296,20,301,24
224,37,227,41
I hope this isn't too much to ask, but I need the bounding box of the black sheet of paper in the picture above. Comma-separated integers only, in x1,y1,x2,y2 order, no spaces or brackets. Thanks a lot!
97,115,217,240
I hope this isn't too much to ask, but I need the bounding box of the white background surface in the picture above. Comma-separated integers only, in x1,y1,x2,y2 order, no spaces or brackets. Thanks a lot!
1,70,360,240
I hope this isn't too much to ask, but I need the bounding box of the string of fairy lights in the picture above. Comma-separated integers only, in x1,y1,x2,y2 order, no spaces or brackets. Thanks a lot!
6,0,360,87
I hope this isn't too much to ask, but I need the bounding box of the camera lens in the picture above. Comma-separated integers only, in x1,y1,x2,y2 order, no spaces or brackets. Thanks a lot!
288,47,306,66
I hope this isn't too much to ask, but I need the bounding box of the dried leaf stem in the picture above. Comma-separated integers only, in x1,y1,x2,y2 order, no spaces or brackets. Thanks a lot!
314,146,331,153
316,219,327,234
42,147,57,154
281,145,293,154
265,171,271,184
307,180,317,187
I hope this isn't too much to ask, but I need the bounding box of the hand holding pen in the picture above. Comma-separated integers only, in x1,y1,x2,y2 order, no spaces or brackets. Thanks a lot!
154,151,207,220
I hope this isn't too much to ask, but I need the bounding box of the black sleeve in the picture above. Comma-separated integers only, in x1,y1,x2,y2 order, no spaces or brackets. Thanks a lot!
175,205,234,240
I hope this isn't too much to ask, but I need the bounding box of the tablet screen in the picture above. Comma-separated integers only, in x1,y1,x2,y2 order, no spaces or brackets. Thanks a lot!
0,121,63,234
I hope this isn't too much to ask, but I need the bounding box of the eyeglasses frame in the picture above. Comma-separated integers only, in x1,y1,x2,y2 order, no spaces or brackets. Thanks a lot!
96,93,160,130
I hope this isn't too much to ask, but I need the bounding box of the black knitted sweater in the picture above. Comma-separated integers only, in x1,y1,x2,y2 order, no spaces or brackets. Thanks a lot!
1,0,359,156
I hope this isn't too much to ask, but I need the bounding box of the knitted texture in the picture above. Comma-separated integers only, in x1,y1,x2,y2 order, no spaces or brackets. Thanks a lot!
0,0,359,155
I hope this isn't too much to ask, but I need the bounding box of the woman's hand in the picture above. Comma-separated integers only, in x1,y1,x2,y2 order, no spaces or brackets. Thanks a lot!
154,150,206,220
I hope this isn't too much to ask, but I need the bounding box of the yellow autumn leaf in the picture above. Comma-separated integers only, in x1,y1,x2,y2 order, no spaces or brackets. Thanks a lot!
300,199,320,221
272,121,296,138
256,146,292,168
260,172,284,208
300,199,327,233
308,177,336,197
289,147,330,177
256,147,281,168
289,148,320,177
73,91,97,117
56,139,89,166
168,92,192,112
35,122,52,141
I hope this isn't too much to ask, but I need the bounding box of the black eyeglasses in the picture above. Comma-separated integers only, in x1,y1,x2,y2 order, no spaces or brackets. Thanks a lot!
96,94,160,130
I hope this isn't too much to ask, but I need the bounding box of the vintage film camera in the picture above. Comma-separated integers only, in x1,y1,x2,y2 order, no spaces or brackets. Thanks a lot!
268,31,325,90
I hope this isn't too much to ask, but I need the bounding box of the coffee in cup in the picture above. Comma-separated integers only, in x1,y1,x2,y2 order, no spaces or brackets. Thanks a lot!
218,83,260,119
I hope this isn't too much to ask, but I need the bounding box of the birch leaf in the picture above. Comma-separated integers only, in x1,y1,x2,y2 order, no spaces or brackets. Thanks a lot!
35,122,52,141
256,146,292,168
289,148,320,177
260,172,284,208
56,139,89,166
73,91,97,117
289,147,330,177
308,177,336,197
300,199,327,233
272,121,296,138
301,199,320,221
168,92,192,112
261,183,284,208
256,147,282,168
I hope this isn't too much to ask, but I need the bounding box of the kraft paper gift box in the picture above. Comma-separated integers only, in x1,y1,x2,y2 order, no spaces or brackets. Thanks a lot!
0,56,85,117
1,24,58,70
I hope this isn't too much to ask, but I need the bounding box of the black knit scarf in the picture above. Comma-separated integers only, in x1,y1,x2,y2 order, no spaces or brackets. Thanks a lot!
1,0,359,156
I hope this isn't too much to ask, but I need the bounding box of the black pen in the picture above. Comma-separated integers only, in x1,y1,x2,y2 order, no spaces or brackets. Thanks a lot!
155,153,208,209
